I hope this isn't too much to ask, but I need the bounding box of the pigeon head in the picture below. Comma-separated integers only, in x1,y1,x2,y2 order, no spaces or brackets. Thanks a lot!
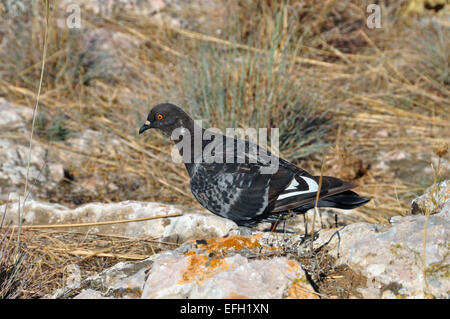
139,103,194,136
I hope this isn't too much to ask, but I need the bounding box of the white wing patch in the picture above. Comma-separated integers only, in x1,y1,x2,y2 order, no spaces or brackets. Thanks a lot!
277,176,319,200
285,178,299,190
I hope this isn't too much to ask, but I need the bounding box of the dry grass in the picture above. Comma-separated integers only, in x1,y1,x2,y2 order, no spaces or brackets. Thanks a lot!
0,227,179,298
0,0,449,297
0,227,39,298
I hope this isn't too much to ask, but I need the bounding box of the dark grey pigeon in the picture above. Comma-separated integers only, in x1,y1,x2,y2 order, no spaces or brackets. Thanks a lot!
139,103,370,231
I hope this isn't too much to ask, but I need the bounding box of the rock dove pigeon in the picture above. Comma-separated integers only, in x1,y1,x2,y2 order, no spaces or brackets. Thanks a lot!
139,103,370,231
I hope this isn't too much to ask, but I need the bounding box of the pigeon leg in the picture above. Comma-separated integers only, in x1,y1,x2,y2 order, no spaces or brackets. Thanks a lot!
303,213,308,237
269,215,283,232
269,220,279,232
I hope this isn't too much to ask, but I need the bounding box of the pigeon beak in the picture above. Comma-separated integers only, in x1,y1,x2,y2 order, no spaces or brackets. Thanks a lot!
139,120,152,134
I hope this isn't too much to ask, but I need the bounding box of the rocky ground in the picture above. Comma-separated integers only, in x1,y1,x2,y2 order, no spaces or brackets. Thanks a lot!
0,97,449,299
3,178,448,299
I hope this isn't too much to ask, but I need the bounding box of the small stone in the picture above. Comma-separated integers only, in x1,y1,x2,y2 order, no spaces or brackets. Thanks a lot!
386,151,408,161
0,98,33,127
388,216,403,225
48,163,65,183
375,129,389,138
411,180,449,215
107,183,119,192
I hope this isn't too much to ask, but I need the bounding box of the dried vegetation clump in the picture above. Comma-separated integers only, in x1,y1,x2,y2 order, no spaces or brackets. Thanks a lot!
1,225,178,298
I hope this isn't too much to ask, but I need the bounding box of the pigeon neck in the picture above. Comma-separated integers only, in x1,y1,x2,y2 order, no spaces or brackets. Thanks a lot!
172,121,206,177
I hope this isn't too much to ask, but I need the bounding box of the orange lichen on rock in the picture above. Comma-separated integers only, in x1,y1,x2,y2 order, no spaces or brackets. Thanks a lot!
288,279,319,299
286,259,300,273
195,234,263,254
224,292,248,299
178,254,229,286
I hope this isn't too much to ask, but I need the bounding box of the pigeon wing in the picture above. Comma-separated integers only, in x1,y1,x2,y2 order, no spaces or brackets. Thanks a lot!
189,162,273,225
271,174,357,212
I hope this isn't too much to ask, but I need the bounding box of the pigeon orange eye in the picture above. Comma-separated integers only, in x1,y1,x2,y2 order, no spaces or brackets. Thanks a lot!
157,114,164,120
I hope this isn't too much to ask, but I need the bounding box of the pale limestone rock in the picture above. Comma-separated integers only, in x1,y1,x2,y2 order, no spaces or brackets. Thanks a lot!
141,251,313,299
1,200,238,242
0,137,64,201
0,98,33,128
82,258,154,298
0,99,65,200
315,205,449,298
411,180,449,215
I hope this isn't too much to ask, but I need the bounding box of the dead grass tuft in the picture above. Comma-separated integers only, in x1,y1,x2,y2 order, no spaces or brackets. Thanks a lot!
1,228,178,298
